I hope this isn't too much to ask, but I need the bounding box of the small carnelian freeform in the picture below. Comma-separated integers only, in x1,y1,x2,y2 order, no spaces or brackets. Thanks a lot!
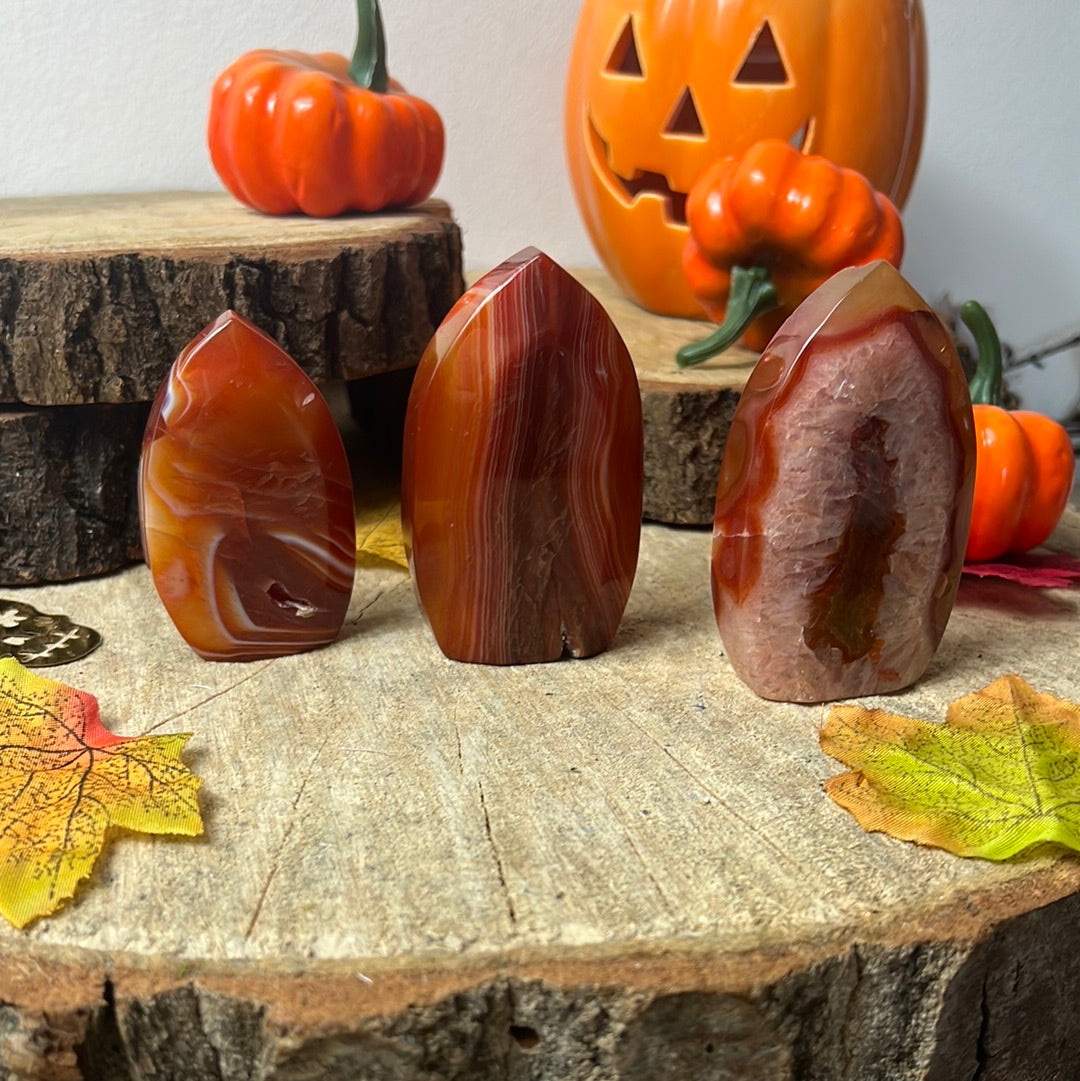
402,248,644,665
711,261,976,703
139,312,356,661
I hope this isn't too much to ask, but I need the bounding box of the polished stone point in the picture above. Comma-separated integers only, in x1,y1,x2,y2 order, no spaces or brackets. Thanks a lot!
712,261,976,703
402,247,644,665
139,311,356,661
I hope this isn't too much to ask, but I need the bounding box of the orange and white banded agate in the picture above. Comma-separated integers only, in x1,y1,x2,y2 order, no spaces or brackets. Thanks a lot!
139,311,355,661
402,248,644,665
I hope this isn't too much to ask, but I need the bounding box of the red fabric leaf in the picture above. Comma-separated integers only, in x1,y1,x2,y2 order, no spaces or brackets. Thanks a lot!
962,550,1080,589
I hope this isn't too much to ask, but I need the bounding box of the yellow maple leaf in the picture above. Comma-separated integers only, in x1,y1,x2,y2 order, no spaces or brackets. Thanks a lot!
355,487,408,569
0,657,203,928
821,675,1080,860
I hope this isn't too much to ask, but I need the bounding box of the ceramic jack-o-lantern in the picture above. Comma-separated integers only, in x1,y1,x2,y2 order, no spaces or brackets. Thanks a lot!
565,0,927,318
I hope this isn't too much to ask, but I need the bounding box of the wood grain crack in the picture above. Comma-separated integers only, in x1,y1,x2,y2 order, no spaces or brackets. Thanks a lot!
627,714,809,880
139,661,276,735
352,589,385,620
972,970,992,1081
840,945,864,1077
192,988,226,1081
453,715,465,777
593,786,678,917
477,775,517,928
244,732,332,942
348,577,412,626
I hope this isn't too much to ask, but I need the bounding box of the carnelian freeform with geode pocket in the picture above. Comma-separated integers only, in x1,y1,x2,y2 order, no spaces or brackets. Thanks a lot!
139,311,356,661
402,248,643,665
712,261,976,703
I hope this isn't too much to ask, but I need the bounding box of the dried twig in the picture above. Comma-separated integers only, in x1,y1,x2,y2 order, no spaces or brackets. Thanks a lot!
1009,328,1080,372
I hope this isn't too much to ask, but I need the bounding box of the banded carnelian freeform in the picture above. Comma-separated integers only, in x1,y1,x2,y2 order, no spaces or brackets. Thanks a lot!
139,311,356,661
711,261,976,702
402,248,644,665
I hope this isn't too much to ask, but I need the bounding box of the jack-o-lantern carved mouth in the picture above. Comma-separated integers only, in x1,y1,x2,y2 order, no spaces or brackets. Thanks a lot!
587,115,690,226
586,114,813,228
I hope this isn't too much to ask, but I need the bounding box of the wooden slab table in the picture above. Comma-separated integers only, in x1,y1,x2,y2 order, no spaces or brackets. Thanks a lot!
2,505,1080,1079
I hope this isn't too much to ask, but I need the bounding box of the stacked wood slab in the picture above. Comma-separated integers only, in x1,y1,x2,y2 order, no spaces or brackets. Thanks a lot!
0,192,464,583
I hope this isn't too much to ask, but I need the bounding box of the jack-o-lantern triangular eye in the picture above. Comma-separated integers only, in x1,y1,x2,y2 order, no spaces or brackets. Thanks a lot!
664,87,706,138
733,20,789,85
605,16,643,77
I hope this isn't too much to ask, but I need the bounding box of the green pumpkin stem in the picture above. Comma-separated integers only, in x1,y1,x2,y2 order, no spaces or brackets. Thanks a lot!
960,299,1005,408
676,266,779,368
349,0,389,92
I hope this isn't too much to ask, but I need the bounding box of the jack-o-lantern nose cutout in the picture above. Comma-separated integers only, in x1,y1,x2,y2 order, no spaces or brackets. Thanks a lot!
664,87,706,138
733,20,789,85
605,16,643,76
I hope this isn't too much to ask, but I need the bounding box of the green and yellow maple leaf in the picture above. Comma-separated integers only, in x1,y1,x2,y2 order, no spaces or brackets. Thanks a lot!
821,675,1080,860
0,657,202,928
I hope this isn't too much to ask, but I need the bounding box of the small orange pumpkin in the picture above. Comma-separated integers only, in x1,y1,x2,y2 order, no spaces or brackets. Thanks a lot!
564,0,927,318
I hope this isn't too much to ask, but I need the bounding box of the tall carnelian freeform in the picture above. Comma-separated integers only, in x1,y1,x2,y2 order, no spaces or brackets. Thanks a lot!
565,0,926,317
712,262,975,703
402,248,643,665
139,312,356,661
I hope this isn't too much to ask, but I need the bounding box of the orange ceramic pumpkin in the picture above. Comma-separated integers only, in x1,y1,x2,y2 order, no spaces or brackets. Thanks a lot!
564,0,927,318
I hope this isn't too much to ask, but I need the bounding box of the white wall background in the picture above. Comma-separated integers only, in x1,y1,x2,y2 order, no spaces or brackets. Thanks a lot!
1,1,1078,415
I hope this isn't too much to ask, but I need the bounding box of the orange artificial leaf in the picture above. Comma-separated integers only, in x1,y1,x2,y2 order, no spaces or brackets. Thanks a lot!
355,487,408,569
0,657,203,928
821,675,1080,860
